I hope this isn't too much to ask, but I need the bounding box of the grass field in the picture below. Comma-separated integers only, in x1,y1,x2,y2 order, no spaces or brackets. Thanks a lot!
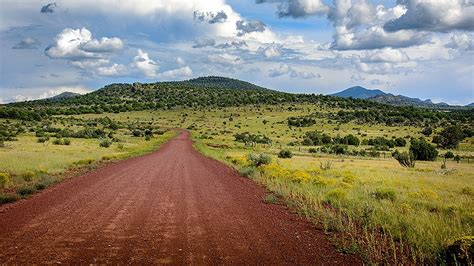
1,104,472,263
0,124,177,202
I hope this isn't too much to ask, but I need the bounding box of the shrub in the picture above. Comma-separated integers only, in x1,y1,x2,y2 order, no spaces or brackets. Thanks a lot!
118,143,124,150
37,136,49,143
22,170,35,182
454,155,461,163
264,193,278,204
320,161,332,170
433,125,466,149
63,138,71,145
0,194,19,204
446,236,473,265
287,116,316,127
0,173,11,189
308,148,318,153
99,139,112,148
444,151,454,159
421,127,432,136
278,149,293,158
410,138,438,161
239,166,257,178
52,138,62,145
394,151,416,168
17,186,35,196
247,153,272,167
325,188,347,204
372,188,397,201
394,137,407,147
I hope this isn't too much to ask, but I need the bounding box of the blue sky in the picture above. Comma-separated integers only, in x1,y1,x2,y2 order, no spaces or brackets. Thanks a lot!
0,0,473,105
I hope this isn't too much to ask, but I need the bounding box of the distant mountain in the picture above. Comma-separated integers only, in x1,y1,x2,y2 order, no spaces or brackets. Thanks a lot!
330,86,386,99
49,92,80,100
369,94,452,108
466,103,474,107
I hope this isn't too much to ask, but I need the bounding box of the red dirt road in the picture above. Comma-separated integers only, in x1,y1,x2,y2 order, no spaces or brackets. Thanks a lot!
0,131,359,264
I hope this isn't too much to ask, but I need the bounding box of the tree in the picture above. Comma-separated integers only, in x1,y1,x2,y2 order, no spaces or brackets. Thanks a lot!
394,151,415,168
410,138,438,161
433,125,465,149
444,151,454,159
421,127,432,136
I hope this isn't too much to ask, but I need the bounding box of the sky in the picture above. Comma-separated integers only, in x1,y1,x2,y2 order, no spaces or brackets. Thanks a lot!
0,0,473,105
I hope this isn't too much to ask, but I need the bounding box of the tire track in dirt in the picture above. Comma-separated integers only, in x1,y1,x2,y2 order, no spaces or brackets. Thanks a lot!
0,131,360,264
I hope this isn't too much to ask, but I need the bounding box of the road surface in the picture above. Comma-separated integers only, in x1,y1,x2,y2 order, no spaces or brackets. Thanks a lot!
0,131,359,264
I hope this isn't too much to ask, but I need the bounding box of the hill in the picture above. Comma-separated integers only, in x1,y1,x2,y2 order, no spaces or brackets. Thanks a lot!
368,94,451,108
1,76,472,126
49,92,81,100
330,86,386,99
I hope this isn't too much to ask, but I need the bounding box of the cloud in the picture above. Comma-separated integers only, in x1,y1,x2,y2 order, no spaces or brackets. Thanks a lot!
445,33,474,52
193,38,216,48
261,44,282,58
45,27,123,60
12,37,41,49
194,10,228,24
208,53,242,65
132,49,159,78
328,0,430,50
0,86,91,104
364,48,410,63
176,57,186,66
214,40,248,49
40,3,56,13
384,0,474,33
269,63,320,79
351,49,413,75
96,64,128,77
158,66,193,79
236,20,266,36
256,0,329,18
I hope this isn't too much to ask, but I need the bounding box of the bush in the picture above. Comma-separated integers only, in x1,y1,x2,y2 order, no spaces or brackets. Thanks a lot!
0,172,11,189
247,153,272,167
52,138,62,145
63,138,71,145
0,194,19,204
410,139,438,161
287,116,316,127
22,170,35,182
372,187,397,201
239,166,257,178
421,127,432,136
394,151,416,168
37,136,49,143
17,186,35,196
308,148,318,153
99,139,112,148
444,151,454,159
278,149,293,158
433,125,466,149
446,236,473,265
394,137,407,147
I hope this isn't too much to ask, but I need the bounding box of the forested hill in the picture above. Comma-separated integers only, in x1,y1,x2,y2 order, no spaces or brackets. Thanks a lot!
1,76,473,126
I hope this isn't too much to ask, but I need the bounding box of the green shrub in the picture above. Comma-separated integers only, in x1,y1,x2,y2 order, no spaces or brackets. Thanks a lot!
278,149,293,158
99,139,112,148
446,236,473,265
17,186,35,196
372,187,397,201
394,151,416,168
22,170,35,182
444,151,454,159
0,172,11,189
308,148,318,153
264,193,278,204
410,138,438,161
37,136,49,143
239,166,257,178
63,138,71,145
52,138,62,145
247,153,272,167
0,194,19,204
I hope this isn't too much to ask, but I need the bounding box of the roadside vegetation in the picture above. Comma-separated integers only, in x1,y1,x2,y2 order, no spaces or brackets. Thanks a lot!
0,78,472,264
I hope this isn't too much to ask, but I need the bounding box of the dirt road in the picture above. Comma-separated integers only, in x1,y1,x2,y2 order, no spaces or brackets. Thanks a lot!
0,131,359,264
